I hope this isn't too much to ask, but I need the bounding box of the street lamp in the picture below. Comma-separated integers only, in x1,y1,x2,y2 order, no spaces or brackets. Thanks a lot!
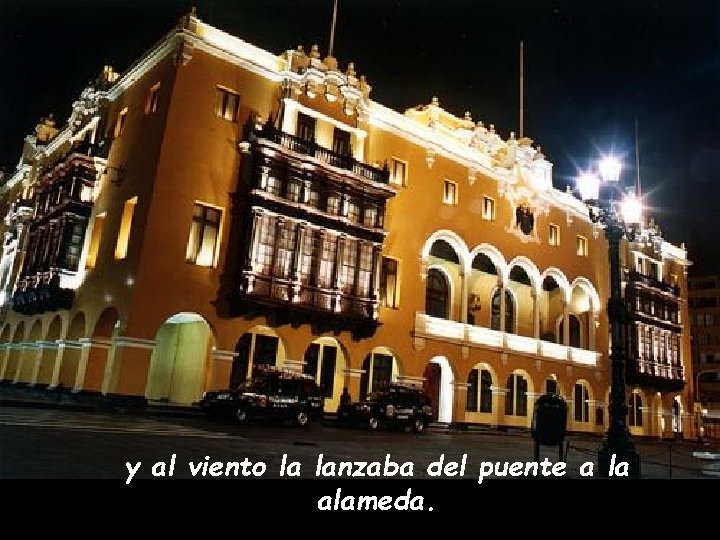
576,155,642,478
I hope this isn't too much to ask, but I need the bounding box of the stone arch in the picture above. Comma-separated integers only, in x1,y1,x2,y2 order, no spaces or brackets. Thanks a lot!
421,230,470,273
359,345,401,400
3,322,25,382
57,312,86,389
37,315,63,386
145,312,217,404
504,368,535,427
17,319,42,383
506,256,541,293
490,285,516,332
230,325,289,390
302,336,348,412
540,267,571,302
570,277,601,314
571,378,594,428
628,388,646,434
423,355,456,423
83,307,121,393
469,243,508,282
465,362,497,422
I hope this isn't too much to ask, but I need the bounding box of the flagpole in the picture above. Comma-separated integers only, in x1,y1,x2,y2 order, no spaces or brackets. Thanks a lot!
328,0,339,57
519,40,524,139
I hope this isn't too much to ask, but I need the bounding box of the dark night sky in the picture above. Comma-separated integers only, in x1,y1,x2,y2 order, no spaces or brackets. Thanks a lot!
2,0,720,273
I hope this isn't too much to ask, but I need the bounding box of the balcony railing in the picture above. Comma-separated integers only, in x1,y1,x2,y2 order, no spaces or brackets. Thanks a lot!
414,312,601,367
258,126,390,185
627,270,680,296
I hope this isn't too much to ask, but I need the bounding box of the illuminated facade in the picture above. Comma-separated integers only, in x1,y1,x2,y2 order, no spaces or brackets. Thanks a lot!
0,12,695,437
688,275,720,407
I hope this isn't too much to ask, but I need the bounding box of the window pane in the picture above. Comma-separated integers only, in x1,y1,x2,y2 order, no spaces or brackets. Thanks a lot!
466,369,479,411
196,223,218,267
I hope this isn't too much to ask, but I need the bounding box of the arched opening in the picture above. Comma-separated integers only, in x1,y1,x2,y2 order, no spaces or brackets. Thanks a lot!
491,288,514,332
58,313,86,388
466,364,493,414
507,265,533,336
505,372,528,417
539,275,565,342
84,308,120,393
146,312,214,405
545,374,559,395
425,268,450,319
18,319,42,383
468,251,499,327
629,391,643,427
359,347,399,400
37,316,62,386
302,337,347,412
558,314,582,348
672,396,683,435
573,380,591,423
230,326,286,389
4,322,25,382
423,356,454,423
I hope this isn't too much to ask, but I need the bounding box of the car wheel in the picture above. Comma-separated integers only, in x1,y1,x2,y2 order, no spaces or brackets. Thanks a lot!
368,417,379,431
235,407,249,424
295,410,310,427
413,417,426,433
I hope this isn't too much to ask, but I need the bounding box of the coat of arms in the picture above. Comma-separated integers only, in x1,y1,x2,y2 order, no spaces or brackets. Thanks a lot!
515,203,535,235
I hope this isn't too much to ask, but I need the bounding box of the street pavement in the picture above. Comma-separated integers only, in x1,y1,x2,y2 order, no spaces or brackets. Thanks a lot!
0,404,714,481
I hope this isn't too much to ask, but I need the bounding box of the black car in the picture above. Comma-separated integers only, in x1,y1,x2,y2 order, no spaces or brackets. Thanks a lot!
201,368,324,427
337,384,434,433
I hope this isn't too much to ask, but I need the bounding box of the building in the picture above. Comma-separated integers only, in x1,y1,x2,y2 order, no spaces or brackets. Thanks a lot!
688,275,720,411
0,11,695,437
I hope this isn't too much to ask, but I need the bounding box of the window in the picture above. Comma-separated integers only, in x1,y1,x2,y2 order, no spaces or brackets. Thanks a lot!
549,224,560,246
482,197,495,221
465,368,494,415
252,335,278,369
327,193,341,215
545,378,558,395
466,369,478,412
85,212,106,269
318,234,337,289
505,373,527,416
114,196,137,260
573,383,590,422
346,200,360,223
216,87,240,122
304,343,337,399
425,268,449,319
274,220,296,279
145,82,160,115
576,235,588,257
629,393,643,427
480,369,493,413
390,158,407,186
114,107,128,138
63,219,86,271
332,128,351,156
357,243,373,297
443,180,458,205
380,256,399,309
363,206,378,227
185,203,222,267
339,238,357,294
296,113,316,142
491,289,515,332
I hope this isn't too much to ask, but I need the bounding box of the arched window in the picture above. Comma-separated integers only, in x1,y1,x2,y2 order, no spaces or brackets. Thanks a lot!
628,393,643,427
573,382,590,422
466,368,493,413
426,269,449,319
491,289,515,332
505,373,527,416
559,314,582,347
480,370,493,413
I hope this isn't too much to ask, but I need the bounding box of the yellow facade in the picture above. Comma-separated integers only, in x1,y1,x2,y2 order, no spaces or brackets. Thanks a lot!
0,12,695,438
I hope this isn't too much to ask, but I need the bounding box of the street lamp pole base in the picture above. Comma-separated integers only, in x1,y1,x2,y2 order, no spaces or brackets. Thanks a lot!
598,441,641,478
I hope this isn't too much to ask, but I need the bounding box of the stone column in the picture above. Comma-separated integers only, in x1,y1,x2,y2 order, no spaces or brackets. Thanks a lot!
460,269,469,324
562,300,570,346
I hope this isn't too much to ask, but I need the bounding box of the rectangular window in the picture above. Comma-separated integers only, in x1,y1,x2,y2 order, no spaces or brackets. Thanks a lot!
318,234,337,289
443,180,457,205
549,224,560,246
273,220,296,279
296,112,316,142
327,193,341,215
576,235,588,257
286,179,302,203
346,200,360,223
86,213,106,270
390,158,407,186
332,128,351,156
482,197,495,221
185,203,222,267
340,238,357,294
256,215,276,275
114,107,128,138
63,219,86,271
363,206,378,228
114,196,137,260
380,256,399,308
145,82,160,115
299,229,318,284
357,243,373,297
215,86,240,122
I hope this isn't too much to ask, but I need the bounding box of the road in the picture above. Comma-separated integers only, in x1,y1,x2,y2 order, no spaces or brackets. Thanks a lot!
0,405,711,481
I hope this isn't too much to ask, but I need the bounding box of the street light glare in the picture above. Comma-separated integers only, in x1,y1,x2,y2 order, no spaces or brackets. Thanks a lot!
577,172,600,201
621,193,643,225
599,156,622,183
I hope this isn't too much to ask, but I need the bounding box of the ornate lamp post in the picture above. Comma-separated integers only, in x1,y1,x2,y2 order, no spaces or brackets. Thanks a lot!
576,156,642,478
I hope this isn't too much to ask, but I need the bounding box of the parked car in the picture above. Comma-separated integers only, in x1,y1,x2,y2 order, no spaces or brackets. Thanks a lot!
201,368,324,427
337,384,434,433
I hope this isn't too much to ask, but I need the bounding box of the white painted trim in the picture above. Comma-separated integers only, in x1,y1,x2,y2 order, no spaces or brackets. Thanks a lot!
113,336,157,350
283,99,367,138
